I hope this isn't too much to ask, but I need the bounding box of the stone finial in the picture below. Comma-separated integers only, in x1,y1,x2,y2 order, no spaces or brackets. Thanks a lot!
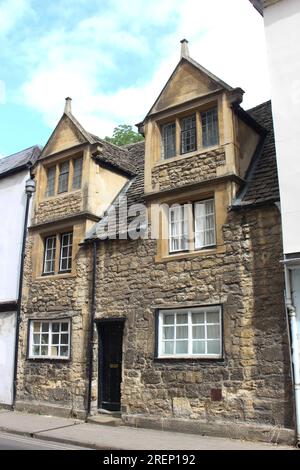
64,97,72,114
180,39,189,59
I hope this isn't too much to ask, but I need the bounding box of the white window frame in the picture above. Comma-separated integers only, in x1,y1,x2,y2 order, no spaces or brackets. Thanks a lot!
59,232,73,272
194,199,216,250
157,306,222,359
43,235,57,274
169,204,189,253
29,320,71,359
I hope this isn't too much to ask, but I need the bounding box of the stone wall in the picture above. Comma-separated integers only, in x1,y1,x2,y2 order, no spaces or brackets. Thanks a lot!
93,205,293,430
16,234,92,417
151,148,226,192
34,191,83,224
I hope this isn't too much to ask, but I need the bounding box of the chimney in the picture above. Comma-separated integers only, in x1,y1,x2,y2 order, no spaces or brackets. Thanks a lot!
180,39,189,59
64,97,72,114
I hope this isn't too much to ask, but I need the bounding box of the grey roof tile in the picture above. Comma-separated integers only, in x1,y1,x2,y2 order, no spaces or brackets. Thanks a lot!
0,145,41,178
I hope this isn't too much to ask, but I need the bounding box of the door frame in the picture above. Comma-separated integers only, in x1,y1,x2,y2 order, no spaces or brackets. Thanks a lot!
96,318,125,411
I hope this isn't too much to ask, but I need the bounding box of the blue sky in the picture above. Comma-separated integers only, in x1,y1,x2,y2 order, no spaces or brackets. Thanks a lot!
0,0,269,157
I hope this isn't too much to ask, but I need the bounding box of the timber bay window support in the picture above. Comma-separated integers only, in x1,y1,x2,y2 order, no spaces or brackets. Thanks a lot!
45,156,83,198
168,198,216,255
43,231,73,275
161,107,219,160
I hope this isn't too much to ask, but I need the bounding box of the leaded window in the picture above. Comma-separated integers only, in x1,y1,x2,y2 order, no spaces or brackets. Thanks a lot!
201,108,219,148
181,114,196,154
46,167,56,197
162,122,176,159
58,161,69,193
72,157,83,190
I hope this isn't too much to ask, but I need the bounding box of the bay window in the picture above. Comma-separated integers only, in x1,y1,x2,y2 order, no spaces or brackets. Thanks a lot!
157,306,222,358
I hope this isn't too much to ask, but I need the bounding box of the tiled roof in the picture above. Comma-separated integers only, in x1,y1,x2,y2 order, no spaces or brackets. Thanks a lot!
90,136,138,177
234,100,280,208
0,145,41,178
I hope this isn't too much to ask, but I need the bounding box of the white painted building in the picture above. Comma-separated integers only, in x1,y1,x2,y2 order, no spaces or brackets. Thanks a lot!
0,146,40,405
250,0,300,444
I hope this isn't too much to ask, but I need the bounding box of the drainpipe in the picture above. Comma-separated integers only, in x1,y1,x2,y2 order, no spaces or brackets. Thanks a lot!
12,177,36,407
284,265,300,447
86,240,97,419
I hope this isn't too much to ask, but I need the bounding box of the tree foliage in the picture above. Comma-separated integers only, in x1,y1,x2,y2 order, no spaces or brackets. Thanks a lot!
104,124,144,146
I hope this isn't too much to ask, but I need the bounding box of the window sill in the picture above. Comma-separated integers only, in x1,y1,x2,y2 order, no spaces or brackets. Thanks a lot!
26,357,71,362
155,244,226,263
154,356,224,363
36,272,76,281
157,144,222,167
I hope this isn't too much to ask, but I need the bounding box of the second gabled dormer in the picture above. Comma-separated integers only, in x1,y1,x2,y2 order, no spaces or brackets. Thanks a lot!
139,40,261,197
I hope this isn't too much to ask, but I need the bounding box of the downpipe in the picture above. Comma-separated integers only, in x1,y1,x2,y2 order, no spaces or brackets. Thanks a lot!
285,267,300,447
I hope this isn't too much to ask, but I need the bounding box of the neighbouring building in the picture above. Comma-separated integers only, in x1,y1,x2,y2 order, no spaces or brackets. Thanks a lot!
250,0,300,445
14,42,295,443
0,145,40,406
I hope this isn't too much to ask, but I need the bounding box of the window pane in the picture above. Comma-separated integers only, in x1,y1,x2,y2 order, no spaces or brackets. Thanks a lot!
163,327,174,340
51,346,59,356
42,323,49,332
207,325,220,339
41,346,48,356
41,334,48,344
164,342,174,354
33,322,41,332
33,346,40,356
192,312,204,324
52,334,60,344
60,346,69,357
194,199,216,249
46,167,56,197
61,334,69,344
201,108,219,148
192,325,205,339
181,114,196,154
193,341,205,354
33,334,40,344
176,313,188,324
58,161,69,193
175,341,188,354
207,340,221,355
162,122,176,159
207,311,220,323
61,323,69,332
72,158,83,190
169,205,188,253
52,323,59,332
176,325,188,339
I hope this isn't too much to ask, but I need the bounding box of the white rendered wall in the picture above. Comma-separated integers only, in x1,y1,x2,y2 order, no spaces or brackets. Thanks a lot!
264,0,300,255
0,170,29,302
0,312,16,404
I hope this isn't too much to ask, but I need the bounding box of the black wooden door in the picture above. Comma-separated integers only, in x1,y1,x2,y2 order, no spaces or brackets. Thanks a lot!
98,321,123,411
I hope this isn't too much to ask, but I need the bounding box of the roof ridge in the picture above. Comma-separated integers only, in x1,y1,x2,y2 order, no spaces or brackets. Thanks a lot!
1,144,41,160
246,99,271,113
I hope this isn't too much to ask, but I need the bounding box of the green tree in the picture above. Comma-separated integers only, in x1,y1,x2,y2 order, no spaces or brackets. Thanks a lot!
104,124,144,146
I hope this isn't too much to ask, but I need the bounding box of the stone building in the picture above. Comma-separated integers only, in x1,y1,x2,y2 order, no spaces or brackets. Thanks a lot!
15,42,295,443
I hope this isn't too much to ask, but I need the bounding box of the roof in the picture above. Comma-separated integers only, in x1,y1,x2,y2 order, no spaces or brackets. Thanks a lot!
0,145,41,179
233,100,279,208
90,134,137,177
86,100,279,241
249,0,263,15
86,141,145,240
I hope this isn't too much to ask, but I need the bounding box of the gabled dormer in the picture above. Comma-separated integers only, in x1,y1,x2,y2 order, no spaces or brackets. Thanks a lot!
139,40,261,198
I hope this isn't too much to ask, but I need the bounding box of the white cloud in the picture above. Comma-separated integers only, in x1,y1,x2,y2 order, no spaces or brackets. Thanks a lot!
17,0,270,138
0,0,32,36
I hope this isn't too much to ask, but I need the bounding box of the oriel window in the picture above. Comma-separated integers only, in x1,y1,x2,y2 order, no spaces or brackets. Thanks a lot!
58,161,70,193
181,114,196,154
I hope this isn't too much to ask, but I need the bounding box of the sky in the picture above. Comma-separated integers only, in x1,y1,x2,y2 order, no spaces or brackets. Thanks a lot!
0,0,269,157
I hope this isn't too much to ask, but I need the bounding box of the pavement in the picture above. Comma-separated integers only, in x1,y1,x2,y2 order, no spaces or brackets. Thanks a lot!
0,409,294,450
